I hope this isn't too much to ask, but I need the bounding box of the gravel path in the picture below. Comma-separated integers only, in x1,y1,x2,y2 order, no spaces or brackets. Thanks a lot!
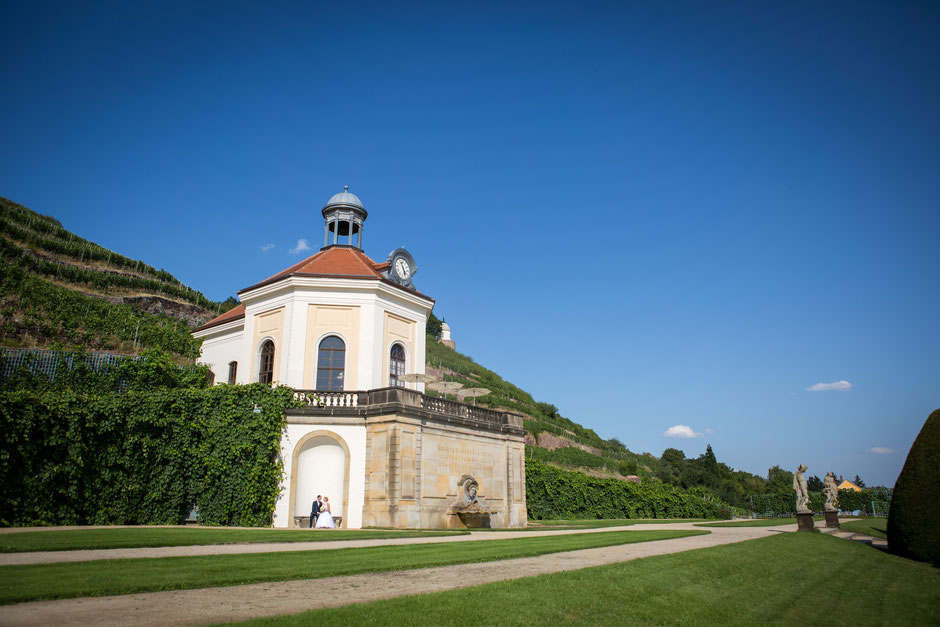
0,523,797,626
1,524,674,566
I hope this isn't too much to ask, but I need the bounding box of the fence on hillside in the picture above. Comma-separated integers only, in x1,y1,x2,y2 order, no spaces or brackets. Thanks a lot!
0,348,140,381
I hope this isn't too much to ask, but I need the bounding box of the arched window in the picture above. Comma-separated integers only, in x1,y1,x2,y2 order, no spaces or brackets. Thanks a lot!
259,341,275,384
316,336,345,391
389,343,405,387
227,361,237,385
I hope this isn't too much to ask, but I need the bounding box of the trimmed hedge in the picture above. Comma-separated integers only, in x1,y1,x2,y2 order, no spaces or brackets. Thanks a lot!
526,459,726,520
836,487,892,515
748,489,889,517
0,352,300,527
888,409,940,565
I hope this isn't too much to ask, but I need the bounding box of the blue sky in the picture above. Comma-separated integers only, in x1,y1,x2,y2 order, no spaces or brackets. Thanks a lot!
1,1,937,487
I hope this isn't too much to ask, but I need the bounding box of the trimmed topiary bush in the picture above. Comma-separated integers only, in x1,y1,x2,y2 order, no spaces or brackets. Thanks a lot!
887,408,940,565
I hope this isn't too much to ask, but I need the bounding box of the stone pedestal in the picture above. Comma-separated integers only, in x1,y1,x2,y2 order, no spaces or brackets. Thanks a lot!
825,511,839,528
796,512,815,531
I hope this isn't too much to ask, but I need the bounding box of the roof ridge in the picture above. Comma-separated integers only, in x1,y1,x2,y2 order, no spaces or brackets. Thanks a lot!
260,249,326,284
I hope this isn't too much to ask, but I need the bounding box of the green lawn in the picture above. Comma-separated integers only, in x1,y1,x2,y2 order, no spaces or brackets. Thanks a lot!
233,532,939,626
0,529,706,605
696,517,822,527
0,527,466,553
840,517,888,539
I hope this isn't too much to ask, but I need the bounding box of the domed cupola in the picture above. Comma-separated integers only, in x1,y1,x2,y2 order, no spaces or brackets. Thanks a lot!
322,186,368,249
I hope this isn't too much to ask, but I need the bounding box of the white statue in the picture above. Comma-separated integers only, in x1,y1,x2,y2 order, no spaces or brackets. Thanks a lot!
793,464,811,514
823,471,839,513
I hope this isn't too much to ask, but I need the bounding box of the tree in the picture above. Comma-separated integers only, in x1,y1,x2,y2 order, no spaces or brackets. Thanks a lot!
853,474,866,488
807,475,824,491
888,409,940,565
618,460,638,476
703,444,719,475
661,448,686,467
535,402,559,418
427,312,443,339
767,465,794,493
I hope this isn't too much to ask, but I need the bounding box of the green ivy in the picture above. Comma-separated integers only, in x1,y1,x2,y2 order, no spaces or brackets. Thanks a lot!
525,459,727,520
0,352,301,527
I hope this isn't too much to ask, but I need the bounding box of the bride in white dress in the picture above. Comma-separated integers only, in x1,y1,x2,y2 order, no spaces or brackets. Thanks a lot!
315,496,336,529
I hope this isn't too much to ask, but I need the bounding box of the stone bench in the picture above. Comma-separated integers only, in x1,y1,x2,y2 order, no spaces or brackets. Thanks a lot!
293,515,343,528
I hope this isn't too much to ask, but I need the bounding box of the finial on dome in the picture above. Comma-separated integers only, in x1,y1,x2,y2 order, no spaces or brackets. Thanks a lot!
344,185,349,192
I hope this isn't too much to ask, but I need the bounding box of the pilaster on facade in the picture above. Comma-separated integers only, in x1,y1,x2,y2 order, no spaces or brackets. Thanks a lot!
388,425,402,505
414,430,423,500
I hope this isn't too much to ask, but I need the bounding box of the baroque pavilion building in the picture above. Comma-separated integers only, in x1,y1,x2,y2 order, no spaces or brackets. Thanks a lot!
192,189,526,529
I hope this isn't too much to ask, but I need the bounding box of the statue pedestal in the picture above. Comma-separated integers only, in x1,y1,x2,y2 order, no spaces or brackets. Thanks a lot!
796,512,815,531
824,511,839,528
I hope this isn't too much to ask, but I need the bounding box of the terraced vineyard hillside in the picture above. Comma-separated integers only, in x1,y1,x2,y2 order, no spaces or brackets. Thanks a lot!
0,197,235,360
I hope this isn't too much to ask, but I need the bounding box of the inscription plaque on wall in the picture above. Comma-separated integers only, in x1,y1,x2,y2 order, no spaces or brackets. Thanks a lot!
436,445,497,473
422,435,506,501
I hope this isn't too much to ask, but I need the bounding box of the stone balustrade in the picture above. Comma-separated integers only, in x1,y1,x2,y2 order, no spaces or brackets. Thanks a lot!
293,390,360,408
291,386,523,433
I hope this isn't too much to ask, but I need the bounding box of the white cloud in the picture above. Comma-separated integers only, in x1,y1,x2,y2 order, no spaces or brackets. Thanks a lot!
867,447,895,455
664,425,704,439
806,380,852,392
260,243,275,253
289,239,311,255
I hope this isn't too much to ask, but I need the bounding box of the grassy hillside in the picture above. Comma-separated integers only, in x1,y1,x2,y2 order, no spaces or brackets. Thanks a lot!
0,197,235,360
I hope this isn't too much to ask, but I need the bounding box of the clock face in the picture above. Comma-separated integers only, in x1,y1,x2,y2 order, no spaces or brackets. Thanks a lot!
386,247,416,287
395,257,411,279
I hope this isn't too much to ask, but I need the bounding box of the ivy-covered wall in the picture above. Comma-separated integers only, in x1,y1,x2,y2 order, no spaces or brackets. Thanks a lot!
0,351,300,527
526,459,728,520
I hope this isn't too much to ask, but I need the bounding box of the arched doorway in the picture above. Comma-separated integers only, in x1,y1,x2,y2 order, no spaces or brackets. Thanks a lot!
290,431,350,526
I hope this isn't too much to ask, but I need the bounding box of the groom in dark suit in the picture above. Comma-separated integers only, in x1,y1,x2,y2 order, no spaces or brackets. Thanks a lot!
309,495,322,528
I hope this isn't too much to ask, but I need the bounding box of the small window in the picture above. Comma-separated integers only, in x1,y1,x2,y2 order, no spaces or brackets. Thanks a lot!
316,336,345,391
227,361,237,385
389,343,405,387
259,341,275,384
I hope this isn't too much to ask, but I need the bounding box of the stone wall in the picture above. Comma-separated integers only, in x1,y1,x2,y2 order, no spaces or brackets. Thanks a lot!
361,414,526,529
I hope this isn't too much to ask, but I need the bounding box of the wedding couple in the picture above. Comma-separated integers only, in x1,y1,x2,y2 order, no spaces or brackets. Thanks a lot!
309,495,336,529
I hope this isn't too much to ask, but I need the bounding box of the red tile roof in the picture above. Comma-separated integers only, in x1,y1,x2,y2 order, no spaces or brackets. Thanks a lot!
193,303,245,333
194,246,433,334
254,246,386,287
